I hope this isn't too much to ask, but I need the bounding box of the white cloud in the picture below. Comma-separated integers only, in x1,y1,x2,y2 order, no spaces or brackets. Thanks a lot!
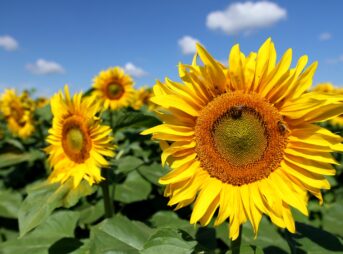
319,32,332,41
123,62,148,78
206,1,287,35
26,59,65,75
0,35,18,51
325,55,343,64
178,36,199,55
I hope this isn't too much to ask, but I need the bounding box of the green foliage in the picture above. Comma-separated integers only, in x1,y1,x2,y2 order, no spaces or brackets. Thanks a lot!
0,150,44,169
0,191,21,218
18,180,95,237
0,211,81,254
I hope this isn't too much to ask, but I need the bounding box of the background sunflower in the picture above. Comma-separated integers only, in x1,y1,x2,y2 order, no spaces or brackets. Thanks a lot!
91,67,135,110
0,89,35,138
45,85,115,187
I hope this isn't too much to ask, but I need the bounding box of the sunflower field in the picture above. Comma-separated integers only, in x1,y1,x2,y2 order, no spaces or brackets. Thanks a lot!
0,39,343,254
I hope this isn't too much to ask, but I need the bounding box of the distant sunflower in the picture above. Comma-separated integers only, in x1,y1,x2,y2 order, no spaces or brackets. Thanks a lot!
35,97,50,108
143,38,343,239
131,87,154,110
313,82,335,93
313,83,343,127
0,89,35,138
45,85,115,188
91,67,134,110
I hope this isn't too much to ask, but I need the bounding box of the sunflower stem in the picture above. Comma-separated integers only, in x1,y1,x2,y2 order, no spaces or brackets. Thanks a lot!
231,225,243,254
109,110,113,127
101,169,114,218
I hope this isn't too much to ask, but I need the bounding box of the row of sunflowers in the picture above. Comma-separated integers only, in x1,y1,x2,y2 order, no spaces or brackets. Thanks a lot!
0,39,342,254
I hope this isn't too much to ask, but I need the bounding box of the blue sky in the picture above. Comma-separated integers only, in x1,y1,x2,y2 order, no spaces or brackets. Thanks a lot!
1,0,343,97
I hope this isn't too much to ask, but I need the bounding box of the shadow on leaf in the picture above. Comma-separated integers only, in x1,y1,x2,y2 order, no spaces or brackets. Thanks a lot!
295,222,343,252
48,237,83,254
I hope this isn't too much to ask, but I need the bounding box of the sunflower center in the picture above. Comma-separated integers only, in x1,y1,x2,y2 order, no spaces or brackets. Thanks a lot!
213,110,267,167
107,83,124,100
195,91,288,186
66,128,84,152
10,102,24,121
62,116,92,163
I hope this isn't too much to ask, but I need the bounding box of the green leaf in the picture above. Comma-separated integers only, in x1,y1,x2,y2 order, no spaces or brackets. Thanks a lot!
240,217,290,253
89,215,154,253
35,104,52,123
0,211,80,254
64,180,96,208
149,211,195,236
226,246,264,254
18,180,94,237
114,156,144,174
29,210,80,238
114,170,152,203
0,191,22,218
138,163,169,185
0,228,18,242
141,228,197,254
0,150,45,169
110,109,161,132
322,200,343,237
291,222,343,253
4,139,25,151
79,201,104,225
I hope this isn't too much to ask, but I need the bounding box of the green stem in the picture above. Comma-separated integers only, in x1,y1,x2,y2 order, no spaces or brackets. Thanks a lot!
37,121,46,146
101,169,114,218
231,225,243,254
109,110,113,127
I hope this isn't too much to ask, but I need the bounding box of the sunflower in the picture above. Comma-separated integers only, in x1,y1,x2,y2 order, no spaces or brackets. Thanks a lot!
313,83,343,127
45,85,115,188
0,89,35,138
91,67,135,110
35,97,50,108
142,38,343,240
313,82,335,93
131,87,154,110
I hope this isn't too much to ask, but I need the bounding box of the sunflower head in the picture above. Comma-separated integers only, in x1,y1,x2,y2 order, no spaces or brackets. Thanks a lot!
91,67,135,110
131,87,154,110
313,82,335,93
143,38,343,240
35,97,50,108
45,85,115,188
0,89,35,138
313,83,343,127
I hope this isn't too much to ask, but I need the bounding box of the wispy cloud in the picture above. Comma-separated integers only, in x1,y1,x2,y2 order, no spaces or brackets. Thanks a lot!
319,32,332,41
326,55,343,64
0,35,18,51
26,59,65,75
123,62,148,78
178,36,199,55
206,1,286,35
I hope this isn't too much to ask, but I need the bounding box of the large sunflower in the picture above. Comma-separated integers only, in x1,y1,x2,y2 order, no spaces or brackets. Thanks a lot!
91,67,135,110
143,38,343,239
45,85,115,188
0,89,35,138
